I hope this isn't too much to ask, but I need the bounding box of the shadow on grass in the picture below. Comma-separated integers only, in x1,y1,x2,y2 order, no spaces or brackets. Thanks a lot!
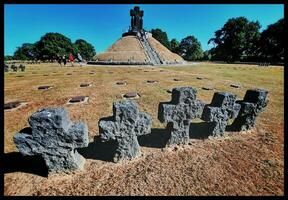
77,135,117,162
189,122,214,139
3,152,48,177
138,128,170,148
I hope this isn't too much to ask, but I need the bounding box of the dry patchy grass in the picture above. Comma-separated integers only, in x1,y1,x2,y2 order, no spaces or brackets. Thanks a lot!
4,62,284,195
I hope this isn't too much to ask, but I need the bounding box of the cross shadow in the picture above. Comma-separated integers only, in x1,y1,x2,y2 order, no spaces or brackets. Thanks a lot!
138,128,170,148
77,135,118,162
189,122,215,139
3,152,48,177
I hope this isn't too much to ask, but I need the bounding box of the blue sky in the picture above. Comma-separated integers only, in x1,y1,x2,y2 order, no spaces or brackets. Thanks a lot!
4,4,283,56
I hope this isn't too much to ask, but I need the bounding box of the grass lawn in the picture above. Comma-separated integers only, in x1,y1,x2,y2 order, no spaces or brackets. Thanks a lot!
4,62,284,195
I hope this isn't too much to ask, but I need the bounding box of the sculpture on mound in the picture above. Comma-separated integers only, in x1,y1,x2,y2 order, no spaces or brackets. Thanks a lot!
14,108,89,173
130,6,144,32
99,100,152,162
158,87,205,145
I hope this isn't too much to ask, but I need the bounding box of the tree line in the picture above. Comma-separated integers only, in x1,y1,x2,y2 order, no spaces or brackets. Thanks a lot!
5,16,283,63
151,17,283,63
5,33,96,61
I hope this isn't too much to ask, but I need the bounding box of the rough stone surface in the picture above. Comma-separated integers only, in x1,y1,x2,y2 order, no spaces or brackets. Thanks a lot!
158,87,205,145
13,108,89,173
99,100,152,162
201,92,241,136
230,89,268,131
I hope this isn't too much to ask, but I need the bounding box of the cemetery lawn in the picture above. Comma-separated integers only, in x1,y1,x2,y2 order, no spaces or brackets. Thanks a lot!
4,62,284,195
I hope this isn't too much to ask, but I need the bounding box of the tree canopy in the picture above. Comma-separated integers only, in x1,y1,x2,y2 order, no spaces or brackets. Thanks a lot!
151,28,171,50
178,36,203,61
74,39,96,60
258,18,284,62
10,32,96,61
208,17,261,62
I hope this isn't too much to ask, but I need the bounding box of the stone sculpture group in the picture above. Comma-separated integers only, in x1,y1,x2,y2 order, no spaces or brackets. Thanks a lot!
13,87,268,174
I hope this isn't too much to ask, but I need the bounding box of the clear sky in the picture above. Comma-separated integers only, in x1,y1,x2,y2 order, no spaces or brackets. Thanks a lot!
4,4,284,56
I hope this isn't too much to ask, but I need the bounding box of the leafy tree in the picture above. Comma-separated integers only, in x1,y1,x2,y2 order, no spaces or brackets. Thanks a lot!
178,36,203,61
4,55,14,61
170,38,180,54
74,39,96,60
35,32,75,60
13,43,37,60
202,50,212,61
208,17,261,62
151,28,171,50
258,18,284,62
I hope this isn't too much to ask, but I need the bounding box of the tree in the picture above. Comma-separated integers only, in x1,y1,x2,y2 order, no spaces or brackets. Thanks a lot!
151,28,171,50
4,55,14,61
258,18,284,62
208,17,261,62
178,36,203,61
35,32,75,60
13,43,37,60
202,50,212,61
170,38,180,54
74,39,96,61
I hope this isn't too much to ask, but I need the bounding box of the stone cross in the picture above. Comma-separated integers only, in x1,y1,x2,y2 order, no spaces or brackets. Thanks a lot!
201,92,241,137
130,6,144,31
14,108,89,173
158,87,204,145
229,89,268,131
99,100,152,162
4,64,9,72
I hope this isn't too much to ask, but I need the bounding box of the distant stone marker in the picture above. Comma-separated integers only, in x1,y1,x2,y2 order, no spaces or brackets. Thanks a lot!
13,108,89,173
5,64,9,72
229,89,268,131
201,92,241,137
230,83,241,88
4,101,22,110
158,87,205,145
38,85,52,90
196,76,204,80
80,83,92,88
123,92,140,99
69,96,87,103
116,81,127,85
11,64,18,72
173,78,181,81
99,100,152,162
147,80,158,84
66,73,72,75
202,86,213,90
19,64,26,72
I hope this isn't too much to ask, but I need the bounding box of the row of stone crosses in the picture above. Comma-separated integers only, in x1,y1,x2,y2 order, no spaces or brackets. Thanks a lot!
14,87,268,174
5,64,26,72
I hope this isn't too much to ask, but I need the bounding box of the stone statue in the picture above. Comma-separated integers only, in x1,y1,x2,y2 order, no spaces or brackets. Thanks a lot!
130,6,144,32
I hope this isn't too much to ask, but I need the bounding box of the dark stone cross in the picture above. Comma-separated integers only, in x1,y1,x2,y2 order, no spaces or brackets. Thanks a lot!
158,87,205,145
13,108,89,173
99,100,152,162
229,89,268,131
201,92,241,137
130,6,144,32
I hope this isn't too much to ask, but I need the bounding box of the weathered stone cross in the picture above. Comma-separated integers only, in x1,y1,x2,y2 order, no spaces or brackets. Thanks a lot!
158,87,205,145
201,92,241,136
14,108,89,173
229,89,268,131
99,100,152,162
